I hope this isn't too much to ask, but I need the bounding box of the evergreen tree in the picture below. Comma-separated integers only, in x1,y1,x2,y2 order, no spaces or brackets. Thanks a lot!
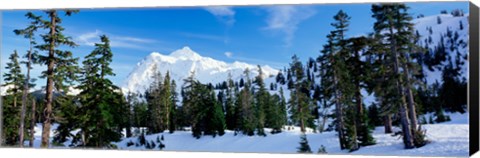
145,65,164,133
225,73,236,130
253,65,268,136
74,35,123,148
161,71,172,132
371,4,425,149
3,51,25,109
346,36,376,147
297,133,312,153
125,92,137,137
235,68,256,136
169,80,178,133
31,10,79,148
317,10,356,150
182,72,225,138
2,51,25,146
459,21,464,30
13,13,39,147
288,55,315,133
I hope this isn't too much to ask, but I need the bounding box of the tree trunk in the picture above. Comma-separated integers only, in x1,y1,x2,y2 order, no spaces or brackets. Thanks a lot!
402,52,419,137
333,70,346,150
384,115,393,133
41,10,57,148
390,25,414,149
29,98,36,147
19,43,32,147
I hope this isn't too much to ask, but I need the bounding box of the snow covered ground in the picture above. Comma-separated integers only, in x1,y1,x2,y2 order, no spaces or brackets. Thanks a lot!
26,112,468,157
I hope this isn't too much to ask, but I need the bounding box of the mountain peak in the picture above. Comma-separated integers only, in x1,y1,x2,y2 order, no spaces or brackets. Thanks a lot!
169,46,202,60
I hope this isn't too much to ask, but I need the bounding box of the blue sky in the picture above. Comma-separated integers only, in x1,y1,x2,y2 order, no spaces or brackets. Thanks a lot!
1,2,469,88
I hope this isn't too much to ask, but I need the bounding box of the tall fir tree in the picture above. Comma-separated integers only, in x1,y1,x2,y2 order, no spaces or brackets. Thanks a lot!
30,10,79,148
236,68,256,136
371,4,426,149
253,65,268,136
74,35,123,148
225,73,237,130
13,13,39,147
318,10,356,150
2,51,26,145
288,55,315,133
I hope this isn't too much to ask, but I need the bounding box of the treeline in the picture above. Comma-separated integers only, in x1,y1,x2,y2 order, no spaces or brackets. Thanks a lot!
1,3,467,152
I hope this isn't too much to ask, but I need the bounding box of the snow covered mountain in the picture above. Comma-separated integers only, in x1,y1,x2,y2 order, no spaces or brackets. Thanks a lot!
412,14,469,85
121,46,279,95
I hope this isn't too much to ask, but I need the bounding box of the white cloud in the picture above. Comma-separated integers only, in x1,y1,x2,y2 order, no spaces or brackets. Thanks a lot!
76,30,158,50
205,6,236,26
263,6,316,47
224,51,233,58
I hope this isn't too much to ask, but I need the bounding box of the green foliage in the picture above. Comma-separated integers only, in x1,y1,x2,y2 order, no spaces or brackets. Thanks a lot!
3,51,25,97
297,134,312,153
59,35,124,148
1,95,20,146
182,72,226,138
288,55,315,133
413,126,429,148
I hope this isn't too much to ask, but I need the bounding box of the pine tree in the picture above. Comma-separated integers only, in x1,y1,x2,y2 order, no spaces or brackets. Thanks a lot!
30,10,79,148
288,55,315,133
3,51,25,110
169,80,178,133
125,92,137,137
161,71,172,132
13,13,39,147
75,35,123,148
371,4,424,149
2,51,26,145
317,10,357,150
225,73,237,130
236,68,256,136
182,72,225,138
346,36,376,147
459,21,464,30
145,65,164,134
253,65,268,136
297,133,312,153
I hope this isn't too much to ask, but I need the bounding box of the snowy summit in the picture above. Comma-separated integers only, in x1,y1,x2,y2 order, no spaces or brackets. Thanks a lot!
122,46,279,95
